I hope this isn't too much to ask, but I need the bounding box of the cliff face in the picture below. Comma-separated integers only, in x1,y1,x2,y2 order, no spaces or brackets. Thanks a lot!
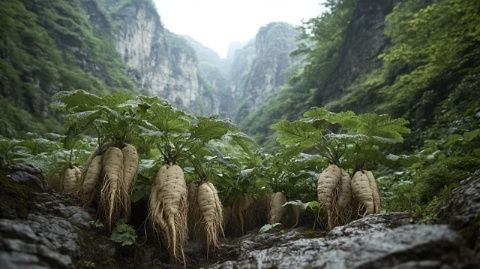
0,0,134,131
313,0,401,106
108,1,212,112
230,22,300,121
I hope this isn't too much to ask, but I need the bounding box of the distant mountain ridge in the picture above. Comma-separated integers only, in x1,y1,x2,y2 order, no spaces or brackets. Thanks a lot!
0,0,302,136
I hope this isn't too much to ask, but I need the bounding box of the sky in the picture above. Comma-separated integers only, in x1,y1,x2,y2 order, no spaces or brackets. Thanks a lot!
153,0,326,58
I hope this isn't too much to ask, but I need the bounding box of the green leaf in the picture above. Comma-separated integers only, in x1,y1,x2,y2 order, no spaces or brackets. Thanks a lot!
190,117,232,143
271,119,321,148
110,220,137,246
282,200,308,211
51,90,103,112
356,113,411,143
259,223,282,233
307,200,320,210
464,129,480,142
226,132,256,153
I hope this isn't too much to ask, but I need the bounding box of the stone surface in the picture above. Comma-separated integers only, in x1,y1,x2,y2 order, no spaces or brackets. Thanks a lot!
108,0,217,115
438,173,480,259
207,213,478,269
2,165,478,269
229,22,300,120
0,165,118,269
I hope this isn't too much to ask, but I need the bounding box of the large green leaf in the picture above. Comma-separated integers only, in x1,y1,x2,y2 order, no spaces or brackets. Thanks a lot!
190,117,233,143
51,90,104,112
271,119,321,148
356,113,410,143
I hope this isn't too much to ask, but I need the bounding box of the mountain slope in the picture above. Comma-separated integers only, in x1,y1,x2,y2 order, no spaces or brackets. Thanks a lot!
242,0,480,150
229,22,301,123
0,0,135,135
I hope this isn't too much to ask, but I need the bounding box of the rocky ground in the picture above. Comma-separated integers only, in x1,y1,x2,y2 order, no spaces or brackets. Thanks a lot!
1,164,479,269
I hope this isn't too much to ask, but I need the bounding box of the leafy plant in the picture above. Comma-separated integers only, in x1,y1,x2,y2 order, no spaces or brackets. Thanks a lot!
272,107,411,171
110,219,137,246
259,223,282,233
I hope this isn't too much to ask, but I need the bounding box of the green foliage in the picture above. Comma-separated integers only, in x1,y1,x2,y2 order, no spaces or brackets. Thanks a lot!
258,149,323,202
0,131,94,190
133,96,235,165
110,219,137,246
259,223,282,233
381,127,480,219
272,107,410,170
0,0,135,135
379,0,480,117
52,90,141,147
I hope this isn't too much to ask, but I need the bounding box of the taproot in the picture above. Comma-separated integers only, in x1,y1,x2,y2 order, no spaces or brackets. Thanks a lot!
122,144,138,193
63,166,81,195
317,164,342,229
80,155,102,206
337,168,354,225
366,170,380,213
269,192,286,224
149,164,188,264
100,147,124,231
197,182,223,255
351,170,377,216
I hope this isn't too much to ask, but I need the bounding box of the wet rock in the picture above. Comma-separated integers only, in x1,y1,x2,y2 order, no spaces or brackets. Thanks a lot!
6,163,46,191
438,173,480,259
208,214,478,269
0,165,118,269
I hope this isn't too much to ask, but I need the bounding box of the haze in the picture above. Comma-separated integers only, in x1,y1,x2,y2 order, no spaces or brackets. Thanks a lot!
153,0,325,58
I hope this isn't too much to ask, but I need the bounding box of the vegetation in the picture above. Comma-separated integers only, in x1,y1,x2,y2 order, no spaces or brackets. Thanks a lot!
1,0,479,265
239,0,480,221
0,0,135,135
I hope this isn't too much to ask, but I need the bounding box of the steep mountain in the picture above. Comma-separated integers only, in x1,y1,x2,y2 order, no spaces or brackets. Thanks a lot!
0,0,135,135
182,36,226,73
228,22,301,122
101,0,216,113
0,0,230,136
243,0,480,150
183,36,234,118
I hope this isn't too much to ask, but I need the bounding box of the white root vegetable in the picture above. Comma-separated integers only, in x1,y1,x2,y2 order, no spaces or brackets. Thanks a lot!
63,166,81,195
365,170,381,213
337,168,354,225
121,144,138,218
317,164,342,229
100,147,125,231
122,144,138,193
149,164,188,264
351,170,376,216
197,182,223,256
269,192,286,224
80,155,102,206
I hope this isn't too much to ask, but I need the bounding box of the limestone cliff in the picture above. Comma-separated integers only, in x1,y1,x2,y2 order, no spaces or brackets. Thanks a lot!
106,0,213,113
229,22,301,121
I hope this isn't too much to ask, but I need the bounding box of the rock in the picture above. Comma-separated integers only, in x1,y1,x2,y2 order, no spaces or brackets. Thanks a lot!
0,165,120,269
438,174,480,259
208,214,479,269
7,164,46,191
230,22,301,121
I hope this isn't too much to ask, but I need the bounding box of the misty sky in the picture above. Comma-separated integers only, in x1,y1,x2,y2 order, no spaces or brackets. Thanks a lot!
153,0,325,58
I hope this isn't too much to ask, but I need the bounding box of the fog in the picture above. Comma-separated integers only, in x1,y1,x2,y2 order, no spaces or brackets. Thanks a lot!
153,0,325,58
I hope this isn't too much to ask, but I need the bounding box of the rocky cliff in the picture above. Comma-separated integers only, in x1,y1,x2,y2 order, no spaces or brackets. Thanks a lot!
105,0,216,113
230,22,301,121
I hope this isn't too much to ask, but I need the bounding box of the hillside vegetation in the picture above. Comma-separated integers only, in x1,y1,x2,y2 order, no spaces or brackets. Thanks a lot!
0,0,135,136
0,0,479,262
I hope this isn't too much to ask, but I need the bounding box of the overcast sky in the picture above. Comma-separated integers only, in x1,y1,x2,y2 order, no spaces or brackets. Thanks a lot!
153,0,325,58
